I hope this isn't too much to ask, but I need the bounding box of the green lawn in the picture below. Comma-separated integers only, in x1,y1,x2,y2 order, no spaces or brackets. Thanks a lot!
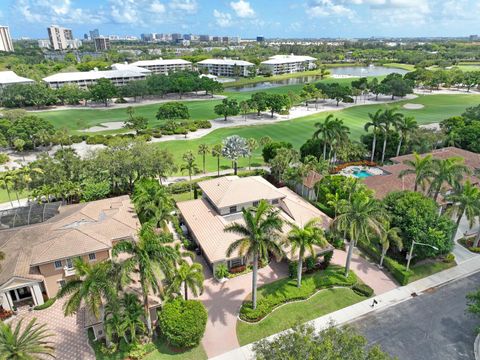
222,69,324,88
409,260,456,283
382,63,416,71
0,189,29,205
156,93,480,173
236,287,365,346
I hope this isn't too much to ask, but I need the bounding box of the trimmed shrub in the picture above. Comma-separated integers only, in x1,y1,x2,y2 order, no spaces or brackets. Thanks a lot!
288,261,298,279
352,283,374,297
323,251,333,267
443,253,455,263
305,256,316,272
34,297,56,310
158,299,207,348
215,264,229,279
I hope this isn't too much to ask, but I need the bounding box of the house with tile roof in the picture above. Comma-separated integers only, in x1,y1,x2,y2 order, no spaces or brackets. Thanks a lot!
176,176,332,273
0,196,140,313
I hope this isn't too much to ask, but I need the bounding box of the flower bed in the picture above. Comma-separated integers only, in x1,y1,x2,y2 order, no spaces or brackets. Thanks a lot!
459,237,480,253
0,308,14,321
239,265,363,322
330,161,378,174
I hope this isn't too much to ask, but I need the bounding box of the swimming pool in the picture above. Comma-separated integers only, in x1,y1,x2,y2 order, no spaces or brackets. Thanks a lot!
339,166,384,179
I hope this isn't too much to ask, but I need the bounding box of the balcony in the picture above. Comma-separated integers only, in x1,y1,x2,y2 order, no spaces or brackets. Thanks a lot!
63,266,76,277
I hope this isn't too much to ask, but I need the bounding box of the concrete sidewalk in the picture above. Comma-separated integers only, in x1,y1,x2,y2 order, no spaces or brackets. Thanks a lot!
211,254,480,360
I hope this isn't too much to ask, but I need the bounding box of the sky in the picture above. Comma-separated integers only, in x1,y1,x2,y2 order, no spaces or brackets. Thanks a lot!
1,0,480,39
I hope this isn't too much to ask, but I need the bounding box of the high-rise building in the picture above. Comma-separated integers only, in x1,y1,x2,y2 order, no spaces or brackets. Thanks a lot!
0,26,14,52
89,29,99,40
199,34,211,42
171,33,183,41
47,25,76,50
256,36,265,42
94,37,110,51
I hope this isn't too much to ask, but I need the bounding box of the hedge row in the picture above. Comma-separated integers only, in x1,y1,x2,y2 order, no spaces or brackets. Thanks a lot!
357,242,413,285
352,283,374,297
33,297,56,310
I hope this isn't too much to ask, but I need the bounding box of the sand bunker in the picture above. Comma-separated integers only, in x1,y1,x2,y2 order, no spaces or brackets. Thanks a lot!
83,121,126,132
403,103,425,110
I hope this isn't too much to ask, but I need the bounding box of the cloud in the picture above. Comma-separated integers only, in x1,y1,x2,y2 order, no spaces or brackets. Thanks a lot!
213,9,233,27
308,0,355,18
230,0,255,18
169,0,198,13
150,0,166,14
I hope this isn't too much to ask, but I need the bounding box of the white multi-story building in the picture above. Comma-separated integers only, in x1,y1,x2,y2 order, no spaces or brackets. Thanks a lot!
130,58,192,74
260,54,317,75
0,26,14,52
43,68,147,89
196,58,254,77
0,71,34,89
94,37,110,51
47,25,76,50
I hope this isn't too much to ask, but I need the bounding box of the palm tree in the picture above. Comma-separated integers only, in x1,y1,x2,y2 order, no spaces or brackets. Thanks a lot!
399,153,434,192
395,116,418,157
103,300,126,345
169,262,204,300
197,144,209,174
445,180,480,242
259,136,272,147
57,258,116,319
222,135,249,175
0,171,14,207
332,195,385,276
285,218,328,287
329,118,350,163
113,223,181,337
364,109,384,162
379,108,404,163
181,151,200,198
313,114,337,160
428,157,470,202
378,222,402,268
225,200,284,310
0,318,55,359
120,293,146,344
246,138,259,170
132,179,173,229
211,144,223,177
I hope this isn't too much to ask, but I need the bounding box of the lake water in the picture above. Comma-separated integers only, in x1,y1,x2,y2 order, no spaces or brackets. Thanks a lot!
227,65,409,92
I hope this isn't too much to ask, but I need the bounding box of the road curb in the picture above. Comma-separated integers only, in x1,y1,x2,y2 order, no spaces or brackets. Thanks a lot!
475,334,480,360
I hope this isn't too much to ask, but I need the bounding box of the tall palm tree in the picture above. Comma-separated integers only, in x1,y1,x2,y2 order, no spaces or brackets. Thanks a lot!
225,200,284,310
399,153,434,192
103,299,125,345
380,108,404,163
168,262,204,300
445,180,480,242
222,135,249,175
428,157,470,202
197,144,209,174
57,258,116,319
395,116,418,157
120,293,146,344
332,195,385,276
211,144,223,177
246,138,259,170
0,171,15,207
364,109,383,162
285,218,328,288
133,179,173,229
313,114,337,160
0,318,55,359
378,222,402,268
181,151,200,198
329,118,350,163
113,223,181,337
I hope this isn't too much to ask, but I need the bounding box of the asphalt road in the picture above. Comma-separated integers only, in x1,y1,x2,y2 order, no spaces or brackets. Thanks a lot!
353,271,480,360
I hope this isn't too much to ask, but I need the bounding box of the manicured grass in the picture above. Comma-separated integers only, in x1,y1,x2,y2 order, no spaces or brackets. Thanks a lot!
236,287,365,346
382,63,416,71
0,189,29,205
222,69,324,88
409,260,456,283
156,93,480,173
171,191,194,202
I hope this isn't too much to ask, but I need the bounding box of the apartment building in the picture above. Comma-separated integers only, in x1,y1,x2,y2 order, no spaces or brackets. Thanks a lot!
0,196,140,312
0,71,34,88
196,58,254,77
43,68,147,89
94,36,110,51
47,25,77,50
177,176,332,272
130,58,192,74
0,26,14,52
261,54,317,75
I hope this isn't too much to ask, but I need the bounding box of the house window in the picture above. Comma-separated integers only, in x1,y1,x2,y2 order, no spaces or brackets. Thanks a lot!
229,206,237,214
54,260,63,269
229,258,244,268
65,258,74,269
272,199,279,205
88,253,96,261
253,201,259,207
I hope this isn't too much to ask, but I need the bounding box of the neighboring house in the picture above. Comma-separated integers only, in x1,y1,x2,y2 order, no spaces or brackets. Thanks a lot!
177,176,332,273
130,58,192,74
0,71,34,89
260,54,317,75
363,147,480,200
297,170,324,201
196,58,254,77
0,196,140,313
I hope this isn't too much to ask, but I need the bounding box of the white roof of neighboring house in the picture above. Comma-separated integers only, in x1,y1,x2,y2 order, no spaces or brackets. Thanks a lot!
199,74,218,80
261,54,317,65
42,69,146,83
111,63,151,74
0,71,35,85
197,58,254,66
131,58,191,66
198,176,284,209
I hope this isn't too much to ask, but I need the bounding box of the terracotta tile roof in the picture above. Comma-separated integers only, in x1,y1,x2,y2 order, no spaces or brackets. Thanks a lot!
391,147,480,170
302,170,323,189
0,196,140,288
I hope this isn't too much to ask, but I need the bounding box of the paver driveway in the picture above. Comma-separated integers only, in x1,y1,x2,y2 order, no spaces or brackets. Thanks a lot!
9,297,95,360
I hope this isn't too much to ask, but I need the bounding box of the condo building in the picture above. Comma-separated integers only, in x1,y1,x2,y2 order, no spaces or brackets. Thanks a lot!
47,25,77,50
130,58,192,74
260,54,317,75
0,26,14,52
196,58,254,77
94,36,110,51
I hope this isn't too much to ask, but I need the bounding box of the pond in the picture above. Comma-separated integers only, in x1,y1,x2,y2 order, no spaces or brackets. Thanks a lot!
226,65,409,92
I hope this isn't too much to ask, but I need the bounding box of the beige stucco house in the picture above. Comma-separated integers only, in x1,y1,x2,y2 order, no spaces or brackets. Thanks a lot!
0,196,140,313
177,176,332,273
